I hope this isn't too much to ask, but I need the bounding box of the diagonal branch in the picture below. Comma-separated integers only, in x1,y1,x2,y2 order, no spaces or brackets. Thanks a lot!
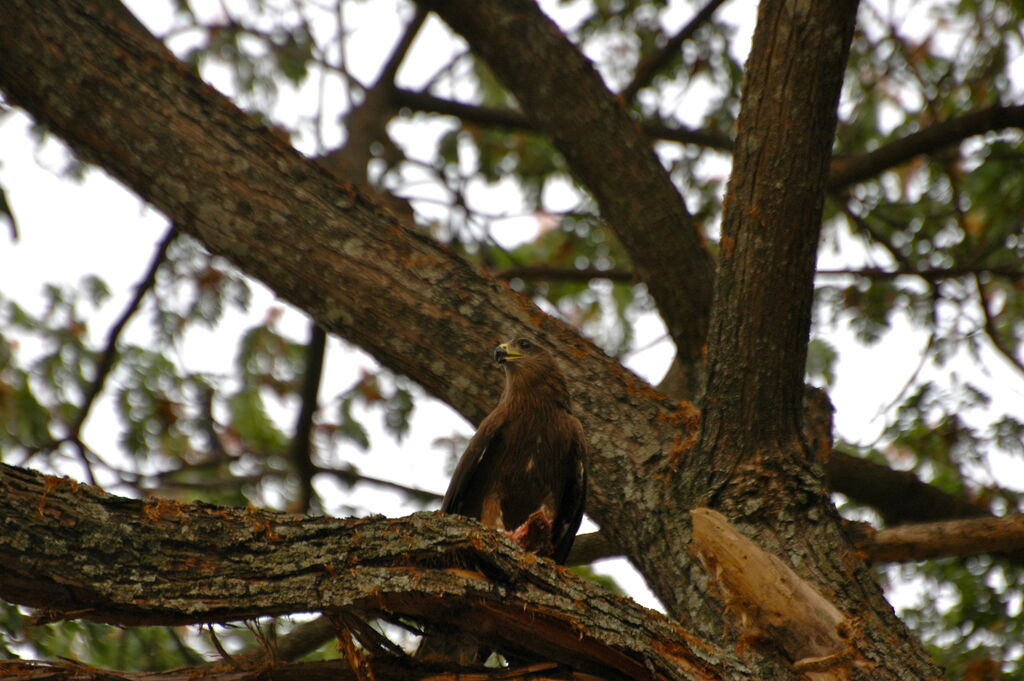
417,0,716,389
66,224,178,443
50,223,178,484
621,0,731,104
973,272,1024,377
829,104,1024,190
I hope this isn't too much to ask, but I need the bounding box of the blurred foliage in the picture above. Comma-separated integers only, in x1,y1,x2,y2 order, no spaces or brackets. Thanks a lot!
1,0,1023,676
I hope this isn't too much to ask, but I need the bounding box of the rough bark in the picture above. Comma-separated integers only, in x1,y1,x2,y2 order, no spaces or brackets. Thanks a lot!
0,462,734,681
673,1,943,679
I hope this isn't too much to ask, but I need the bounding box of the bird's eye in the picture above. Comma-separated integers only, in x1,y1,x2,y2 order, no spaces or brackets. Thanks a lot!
518,339,532,350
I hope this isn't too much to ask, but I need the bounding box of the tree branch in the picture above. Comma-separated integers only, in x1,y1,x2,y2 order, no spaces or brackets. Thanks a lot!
494,265,634,283
0,462,733,681
857,514,1024,563
829,104,1024,190
974,272,1024,377
417,0,716,387
696,0,856,466
391,88,735,152
825,449,987,525
496,263,1024,285
573,511,1024,565
51,223,178,483
393,88,1024,197
621,0,730,104
290,323,326,513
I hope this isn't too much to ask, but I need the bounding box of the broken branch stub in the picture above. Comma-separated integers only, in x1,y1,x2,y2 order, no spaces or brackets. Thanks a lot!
689,508,850,675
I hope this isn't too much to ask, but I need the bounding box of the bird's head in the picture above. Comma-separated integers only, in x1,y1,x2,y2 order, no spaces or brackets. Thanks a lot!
493,337,571,408
494,337,544,366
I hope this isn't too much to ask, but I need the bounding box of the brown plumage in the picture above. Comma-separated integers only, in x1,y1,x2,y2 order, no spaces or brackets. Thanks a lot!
441,337,588,563
417,338,588,664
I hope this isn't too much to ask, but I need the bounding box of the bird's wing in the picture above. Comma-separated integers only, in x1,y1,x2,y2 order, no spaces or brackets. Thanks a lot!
440,413,505,515
551,416,589,564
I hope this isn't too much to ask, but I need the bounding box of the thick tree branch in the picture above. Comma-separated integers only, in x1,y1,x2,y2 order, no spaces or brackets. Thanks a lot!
0,462,733,681
417,0,716,389
825,449,987,525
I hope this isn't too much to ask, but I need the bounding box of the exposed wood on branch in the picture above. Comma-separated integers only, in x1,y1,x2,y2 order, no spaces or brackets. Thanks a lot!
690,509,854,678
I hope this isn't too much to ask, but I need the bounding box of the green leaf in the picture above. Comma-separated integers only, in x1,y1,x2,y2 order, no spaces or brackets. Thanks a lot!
228,388,289,454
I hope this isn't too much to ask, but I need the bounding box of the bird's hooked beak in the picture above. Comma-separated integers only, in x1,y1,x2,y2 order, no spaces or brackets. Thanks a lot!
494,342,523,364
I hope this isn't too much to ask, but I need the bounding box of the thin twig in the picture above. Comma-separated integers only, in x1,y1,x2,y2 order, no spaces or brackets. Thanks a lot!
621,0,730,104
291,323,327,513
974,272,1024,376
53,223,179,484
390,88,735,150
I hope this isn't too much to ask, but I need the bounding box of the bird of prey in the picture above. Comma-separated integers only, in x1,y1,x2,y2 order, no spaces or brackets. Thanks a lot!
417,338,588,664
441,337,588,563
